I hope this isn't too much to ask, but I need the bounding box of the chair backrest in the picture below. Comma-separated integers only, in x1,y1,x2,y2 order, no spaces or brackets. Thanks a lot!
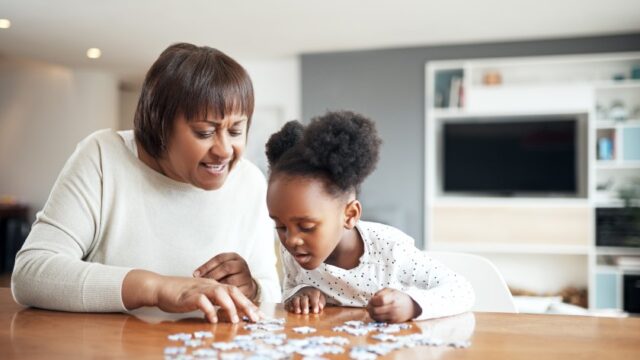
427,251,517,313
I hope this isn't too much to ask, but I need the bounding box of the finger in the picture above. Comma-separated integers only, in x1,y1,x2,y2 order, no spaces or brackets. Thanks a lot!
301,295,310,314
292,296,302,314
368,303,396,318
193,252,239,277
369,288,395,307
206,259,246,282
310,292,323,313
196,294,218,323
367,304,397,323
208,287,240,323
319,294,326,311
216,273,249,287
228,286,261,322
285,299,296,313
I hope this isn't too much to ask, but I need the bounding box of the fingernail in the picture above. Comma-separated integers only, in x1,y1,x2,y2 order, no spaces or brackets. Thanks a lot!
232,315,239,323
193,271,200,277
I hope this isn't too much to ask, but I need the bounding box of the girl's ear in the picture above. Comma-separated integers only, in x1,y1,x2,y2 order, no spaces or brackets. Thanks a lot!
344,200,362,229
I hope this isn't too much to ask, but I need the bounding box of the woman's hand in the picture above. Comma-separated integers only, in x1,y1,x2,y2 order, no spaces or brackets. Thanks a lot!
285,287,326,314
193,252,258,301
122,269,262,323
366,288,421,323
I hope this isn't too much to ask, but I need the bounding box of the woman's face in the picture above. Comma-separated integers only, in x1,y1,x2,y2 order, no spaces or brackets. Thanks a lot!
159,112,248,190
267,175,347,270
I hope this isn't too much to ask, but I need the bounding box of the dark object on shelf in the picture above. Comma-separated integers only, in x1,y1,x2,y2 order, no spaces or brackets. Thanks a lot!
623,274,640,314
596,207,640,247
0,204,31,273
434,69,464,108
631,65,640,80
612,73,626,81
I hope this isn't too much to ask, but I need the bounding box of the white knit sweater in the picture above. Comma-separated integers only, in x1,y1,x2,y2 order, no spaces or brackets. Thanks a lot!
11,129,281,312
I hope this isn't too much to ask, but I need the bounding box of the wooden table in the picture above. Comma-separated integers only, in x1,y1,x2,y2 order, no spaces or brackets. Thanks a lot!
0,288,639,359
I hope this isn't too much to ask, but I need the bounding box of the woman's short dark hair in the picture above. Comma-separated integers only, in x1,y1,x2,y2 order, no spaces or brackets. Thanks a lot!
134,43,254,158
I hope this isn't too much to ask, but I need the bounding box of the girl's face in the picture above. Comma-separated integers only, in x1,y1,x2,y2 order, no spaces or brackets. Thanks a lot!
267,175,348,270
158,111,248,190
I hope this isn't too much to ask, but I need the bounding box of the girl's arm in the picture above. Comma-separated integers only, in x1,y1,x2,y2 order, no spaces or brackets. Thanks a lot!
393,236,475,320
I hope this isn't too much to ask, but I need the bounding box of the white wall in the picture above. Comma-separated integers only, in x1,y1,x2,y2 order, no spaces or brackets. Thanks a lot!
243,57,301,174
0,57,119,219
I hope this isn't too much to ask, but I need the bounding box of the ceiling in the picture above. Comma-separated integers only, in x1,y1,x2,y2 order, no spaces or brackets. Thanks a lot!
1,0,639,81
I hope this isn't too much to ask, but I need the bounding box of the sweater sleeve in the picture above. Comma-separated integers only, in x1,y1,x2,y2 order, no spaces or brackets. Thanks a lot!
11,133,133,312
246,219,282,304
391,234,475,320
280,246,309,302
242,166,282,303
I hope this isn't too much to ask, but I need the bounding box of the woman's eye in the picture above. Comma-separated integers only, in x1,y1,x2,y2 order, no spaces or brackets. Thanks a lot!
229,129,244,137
195,131,214,139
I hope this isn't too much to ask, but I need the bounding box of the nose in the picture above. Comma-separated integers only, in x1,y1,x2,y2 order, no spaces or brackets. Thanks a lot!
210,132,232,159
284,231,303,248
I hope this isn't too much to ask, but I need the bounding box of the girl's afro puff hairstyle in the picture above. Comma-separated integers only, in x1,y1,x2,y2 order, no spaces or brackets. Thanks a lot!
265,110,382,196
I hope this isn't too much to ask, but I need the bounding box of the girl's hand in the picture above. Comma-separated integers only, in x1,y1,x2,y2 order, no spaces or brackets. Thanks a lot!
193,252,258,301
285,287,326,314
123,270,263,323
366,288,421,323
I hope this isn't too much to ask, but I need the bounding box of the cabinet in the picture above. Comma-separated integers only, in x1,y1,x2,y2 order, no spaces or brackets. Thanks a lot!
425,52,640,311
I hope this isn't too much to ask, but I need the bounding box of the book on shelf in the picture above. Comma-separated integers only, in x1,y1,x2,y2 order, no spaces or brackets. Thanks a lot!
448,76,463,108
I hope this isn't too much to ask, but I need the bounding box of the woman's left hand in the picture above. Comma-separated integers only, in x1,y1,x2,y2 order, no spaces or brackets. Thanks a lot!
193,252,258,301
366,288,421,323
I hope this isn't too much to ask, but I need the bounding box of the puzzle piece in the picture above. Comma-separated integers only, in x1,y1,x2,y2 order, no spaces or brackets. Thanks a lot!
292,326,317,334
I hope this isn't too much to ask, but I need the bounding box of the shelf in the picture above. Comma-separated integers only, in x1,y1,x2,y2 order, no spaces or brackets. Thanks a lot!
428,107,467,118
426,51,640,302
595,119,640,129
594,79,640,90
429,242,590,255
428,108,588,119
596,247,640,256
595,161,640,170
433,197,589,207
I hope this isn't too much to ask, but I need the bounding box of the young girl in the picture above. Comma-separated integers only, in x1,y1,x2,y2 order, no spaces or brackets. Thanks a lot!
265,111,475,322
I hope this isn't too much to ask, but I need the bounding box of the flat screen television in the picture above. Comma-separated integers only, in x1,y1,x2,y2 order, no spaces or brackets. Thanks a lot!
443,117,578,196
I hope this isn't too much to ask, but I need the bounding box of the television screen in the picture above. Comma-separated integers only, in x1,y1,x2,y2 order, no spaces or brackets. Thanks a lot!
443,118,577,195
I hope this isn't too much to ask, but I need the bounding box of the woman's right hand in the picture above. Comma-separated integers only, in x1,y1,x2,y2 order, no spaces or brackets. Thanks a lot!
284,286,326,314
122,269,262,323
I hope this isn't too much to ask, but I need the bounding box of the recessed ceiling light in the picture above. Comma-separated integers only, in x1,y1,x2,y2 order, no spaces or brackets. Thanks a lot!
0,19,10,29
86,48,101,59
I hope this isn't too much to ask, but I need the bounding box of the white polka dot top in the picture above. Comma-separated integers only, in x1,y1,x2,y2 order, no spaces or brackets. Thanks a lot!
281,221,475,320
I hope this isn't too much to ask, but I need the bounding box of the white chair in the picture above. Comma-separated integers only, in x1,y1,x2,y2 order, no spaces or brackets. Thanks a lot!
427,251,517,313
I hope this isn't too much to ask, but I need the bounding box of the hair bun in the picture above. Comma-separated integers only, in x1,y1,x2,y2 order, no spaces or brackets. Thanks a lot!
265,120,304,166
302,111,381,191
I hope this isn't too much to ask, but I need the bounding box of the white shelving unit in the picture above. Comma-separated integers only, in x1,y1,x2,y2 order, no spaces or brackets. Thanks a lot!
424,52,640,311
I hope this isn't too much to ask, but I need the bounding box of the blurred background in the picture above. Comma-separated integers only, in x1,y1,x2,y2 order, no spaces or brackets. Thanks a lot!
1,0,640,315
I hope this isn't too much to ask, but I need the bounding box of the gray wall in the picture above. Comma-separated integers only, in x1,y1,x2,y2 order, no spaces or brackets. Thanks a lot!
301,33,640,246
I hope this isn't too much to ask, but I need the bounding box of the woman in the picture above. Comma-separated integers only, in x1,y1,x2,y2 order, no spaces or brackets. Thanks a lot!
11,43,280,323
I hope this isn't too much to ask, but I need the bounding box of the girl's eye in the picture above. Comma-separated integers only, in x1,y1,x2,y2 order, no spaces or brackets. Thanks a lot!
229,128,244,137
299,225,315,233
275,226,286,232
